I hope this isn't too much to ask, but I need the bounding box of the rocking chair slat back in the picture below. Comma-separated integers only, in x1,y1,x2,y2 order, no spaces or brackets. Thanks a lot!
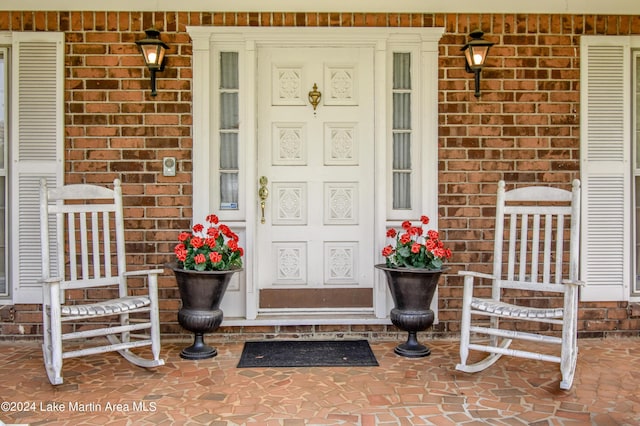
497,186,577,290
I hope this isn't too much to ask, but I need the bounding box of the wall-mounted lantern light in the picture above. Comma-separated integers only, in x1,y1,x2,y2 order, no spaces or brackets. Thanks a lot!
461,29,494,98
135,28,169,97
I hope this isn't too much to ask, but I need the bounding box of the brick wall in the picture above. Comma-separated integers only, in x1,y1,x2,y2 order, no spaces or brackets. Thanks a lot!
1,11,639,341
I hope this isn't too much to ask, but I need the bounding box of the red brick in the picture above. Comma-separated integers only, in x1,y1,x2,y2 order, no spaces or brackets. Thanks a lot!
0,10,635,340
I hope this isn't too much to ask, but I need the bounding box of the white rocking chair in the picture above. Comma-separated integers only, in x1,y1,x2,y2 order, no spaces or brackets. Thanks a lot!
40,178,164,385
456,180,583,390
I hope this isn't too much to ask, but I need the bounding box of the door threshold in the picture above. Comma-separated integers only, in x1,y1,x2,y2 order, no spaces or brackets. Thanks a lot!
223,314,391,327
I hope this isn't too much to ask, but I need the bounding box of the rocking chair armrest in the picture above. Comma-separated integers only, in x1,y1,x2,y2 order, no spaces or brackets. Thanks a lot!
42,277,63,285
458,270,496,281
124,269,164,277
562,279,585,287
123,269,162,299
41,277,62,295
459,270,496,303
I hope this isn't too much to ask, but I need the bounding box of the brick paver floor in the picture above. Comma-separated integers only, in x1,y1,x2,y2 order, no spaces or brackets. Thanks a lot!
0,338,638,425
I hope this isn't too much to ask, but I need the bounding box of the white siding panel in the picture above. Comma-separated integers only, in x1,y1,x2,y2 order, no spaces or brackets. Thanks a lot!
580,37,630,302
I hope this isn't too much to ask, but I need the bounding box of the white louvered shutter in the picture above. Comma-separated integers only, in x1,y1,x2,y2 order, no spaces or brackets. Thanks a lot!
10,32,64,303
580,36,630,301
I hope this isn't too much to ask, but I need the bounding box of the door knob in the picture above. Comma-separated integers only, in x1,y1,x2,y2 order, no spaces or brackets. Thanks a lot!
258,176,269,224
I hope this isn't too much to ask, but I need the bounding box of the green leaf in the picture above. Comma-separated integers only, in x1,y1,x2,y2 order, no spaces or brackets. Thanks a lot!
397,246,411,258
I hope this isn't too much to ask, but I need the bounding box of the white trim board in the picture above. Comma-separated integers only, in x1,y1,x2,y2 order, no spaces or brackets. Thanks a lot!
4,0,638,14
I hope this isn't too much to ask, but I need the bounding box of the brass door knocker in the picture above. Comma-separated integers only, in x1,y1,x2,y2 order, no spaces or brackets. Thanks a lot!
308,83,321,113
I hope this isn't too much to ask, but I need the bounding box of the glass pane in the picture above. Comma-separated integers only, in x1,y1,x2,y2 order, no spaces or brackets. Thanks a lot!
393,93,411,130
393,133,411,169
220,52,239,89
393,53,411,90
393,172,411,209
220,173,239,209
220,93,239,129
220,133,238,170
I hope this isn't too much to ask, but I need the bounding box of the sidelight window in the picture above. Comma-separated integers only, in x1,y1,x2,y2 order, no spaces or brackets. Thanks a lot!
392,52,412,210
634,51,640,296
0,48,6,297
219,52,240,210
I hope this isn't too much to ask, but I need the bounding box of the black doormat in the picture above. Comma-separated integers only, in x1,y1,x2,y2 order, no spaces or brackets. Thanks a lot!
237,339,379,368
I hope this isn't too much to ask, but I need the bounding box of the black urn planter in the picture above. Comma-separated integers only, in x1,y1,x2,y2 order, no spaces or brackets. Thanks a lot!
375,264,446,358
168,263,242,360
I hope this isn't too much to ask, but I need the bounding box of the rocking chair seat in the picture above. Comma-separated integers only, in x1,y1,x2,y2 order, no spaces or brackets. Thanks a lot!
471,298,564,319
60,296,151,317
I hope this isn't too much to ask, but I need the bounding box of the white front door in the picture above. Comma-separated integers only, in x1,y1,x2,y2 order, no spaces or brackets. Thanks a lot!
256,46,375,313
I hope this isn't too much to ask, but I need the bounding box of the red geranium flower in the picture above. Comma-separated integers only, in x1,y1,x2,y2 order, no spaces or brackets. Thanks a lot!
174,213,244,271
209,251,222,263
381,215,452,270
190,237,204,249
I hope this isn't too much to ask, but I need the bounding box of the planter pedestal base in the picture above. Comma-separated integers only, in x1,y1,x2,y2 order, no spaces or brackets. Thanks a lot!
180,332,218,360
394,338,430,358
391,308,435,358
390,308,435,357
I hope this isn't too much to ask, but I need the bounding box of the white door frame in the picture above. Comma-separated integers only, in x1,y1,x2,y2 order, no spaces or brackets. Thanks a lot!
188,27,443,325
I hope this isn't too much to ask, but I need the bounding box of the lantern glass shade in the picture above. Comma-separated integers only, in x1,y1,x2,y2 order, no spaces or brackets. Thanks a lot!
135,28,168,71
140,44,166,69
461,30,494,71
464,44,490,69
